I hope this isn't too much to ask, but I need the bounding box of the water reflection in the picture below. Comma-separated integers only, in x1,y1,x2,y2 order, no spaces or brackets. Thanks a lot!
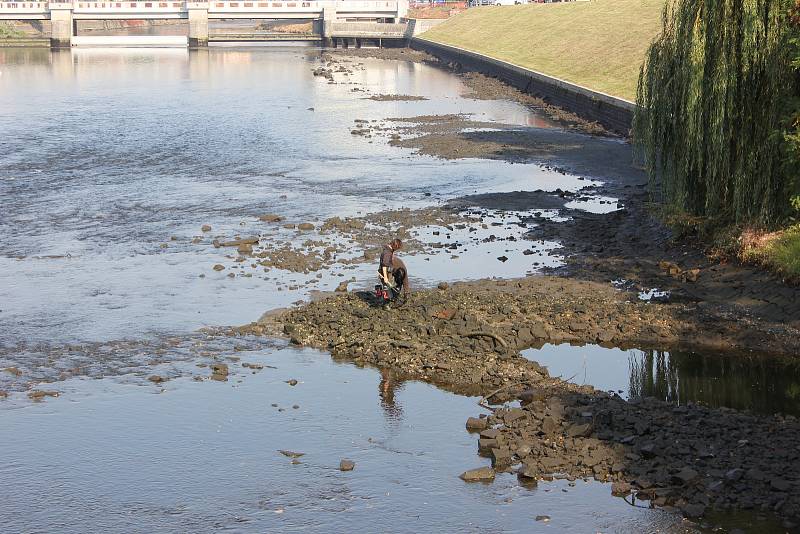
379,368,406,422
523,344,800,416
628,349,800,416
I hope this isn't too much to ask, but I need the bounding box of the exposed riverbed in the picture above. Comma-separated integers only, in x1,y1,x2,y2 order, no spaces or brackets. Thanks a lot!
1,46,798,533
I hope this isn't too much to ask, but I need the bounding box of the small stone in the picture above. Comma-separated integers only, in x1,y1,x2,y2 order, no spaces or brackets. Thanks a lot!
437,282,449,290
4,367,22,376
684,268,700,282
459,467,495,482
27,390,59,400
497,256,508,262
258,214,283,222
535,515,550,522
339,459,355,471
278,450,304,458
286,379,298,386
213,264,225,271
147,375,167,383
725,468,744,482
335,281,349,292
298,223,315,231
210,363,229,380
201,224,212,232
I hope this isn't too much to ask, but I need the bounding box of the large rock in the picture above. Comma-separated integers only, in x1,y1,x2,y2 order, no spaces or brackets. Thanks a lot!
611,481,632,496
672,467,699,485
466,417,488,432
490,447,513,468
681,503,706,518
459,467,495,482
566,422,592,438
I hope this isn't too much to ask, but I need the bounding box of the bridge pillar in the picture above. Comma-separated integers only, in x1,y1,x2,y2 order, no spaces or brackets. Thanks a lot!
394,0,409,22
49,3,73,48
321,6,337,47
188,2,209,47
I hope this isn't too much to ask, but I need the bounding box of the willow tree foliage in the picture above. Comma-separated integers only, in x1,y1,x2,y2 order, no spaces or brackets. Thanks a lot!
634,0,800,225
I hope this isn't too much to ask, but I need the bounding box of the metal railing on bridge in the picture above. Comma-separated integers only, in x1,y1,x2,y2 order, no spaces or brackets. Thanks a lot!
0,0,404,16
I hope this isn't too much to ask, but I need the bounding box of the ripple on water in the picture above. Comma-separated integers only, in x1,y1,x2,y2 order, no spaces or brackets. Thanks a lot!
0,345,689,533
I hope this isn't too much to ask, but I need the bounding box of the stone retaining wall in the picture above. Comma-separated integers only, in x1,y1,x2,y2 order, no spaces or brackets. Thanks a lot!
410,37,635,135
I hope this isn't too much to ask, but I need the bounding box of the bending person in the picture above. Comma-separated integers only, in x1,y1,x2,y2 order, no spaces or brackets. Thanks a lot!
378,238,402,288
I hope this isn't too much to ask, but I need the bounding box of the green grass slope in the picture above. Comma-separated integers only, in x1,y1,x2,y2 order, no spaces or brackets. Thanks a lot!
420,0,665,101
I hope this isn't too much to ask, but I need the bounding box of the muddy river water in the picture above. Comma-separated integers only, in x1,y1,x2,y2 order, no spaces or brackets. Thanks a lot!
0,47,795,532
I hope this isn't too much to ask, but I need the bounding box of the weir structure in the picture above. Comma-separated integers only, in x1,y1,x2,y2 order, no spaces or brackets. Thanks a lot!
0,0,410,47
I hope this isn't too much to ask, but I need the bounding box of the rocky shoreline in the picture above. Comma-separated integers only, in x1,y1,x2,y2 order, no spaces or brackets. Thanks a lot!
231,278,800,527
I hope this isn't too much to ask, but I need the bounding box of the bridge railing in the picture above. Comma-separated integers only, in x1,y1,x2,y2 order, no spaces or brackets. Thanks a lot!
0,2,48,13
209,0,319,13
207,0,398,13
73,1,185,13
0,0,402,15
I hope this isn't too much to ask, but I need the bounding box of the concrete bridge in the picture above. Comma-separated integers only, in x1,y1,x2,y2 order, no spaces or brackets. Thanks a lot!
0,0,409,46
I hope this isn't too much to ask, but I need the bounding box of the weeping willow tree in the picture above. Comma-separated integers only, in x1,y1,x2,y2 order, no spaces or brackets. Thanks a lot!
634,0,800,226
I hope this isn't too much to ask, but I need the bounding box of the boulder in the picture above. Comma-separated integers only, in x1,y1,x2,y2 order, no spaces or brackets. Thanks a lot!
339,459,356,471
259,214,283,222
771,478,791,492
566,423,592,438
466,417,488,432
672,467,699,485
298,223,315,231
611,481,632,496
490,447,513,468
459,467,495,482
681,503,706,518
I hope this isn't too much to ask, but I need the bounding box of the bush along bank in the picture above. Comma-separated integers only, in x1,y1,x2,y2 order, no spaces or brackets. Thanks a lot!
634,0,800,280
229,277,800,526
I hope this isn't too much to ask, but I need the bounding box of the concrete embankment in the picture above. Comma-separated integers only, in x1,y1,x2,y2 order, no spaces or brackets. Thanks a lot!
410,38,634,135
411,0,666,134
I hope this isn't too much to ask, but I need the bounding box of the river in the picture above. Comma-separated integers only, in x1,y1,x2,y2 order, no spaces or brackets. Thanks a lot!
0,46,791,533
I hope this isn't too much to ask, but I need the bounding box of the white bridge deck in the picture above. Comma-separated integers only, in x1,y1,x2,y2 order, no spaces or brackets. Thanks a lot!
0,1,404,20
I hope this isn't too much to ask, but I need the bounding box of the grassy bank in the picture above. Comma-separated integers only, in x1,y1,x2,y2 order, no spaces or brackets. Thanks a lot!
420,0,665,100
740,226,800,282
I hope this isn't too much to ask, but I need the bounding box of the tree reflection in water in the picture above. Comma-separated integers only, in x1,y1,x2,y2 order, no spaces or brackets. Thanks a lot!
628,349,800,415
